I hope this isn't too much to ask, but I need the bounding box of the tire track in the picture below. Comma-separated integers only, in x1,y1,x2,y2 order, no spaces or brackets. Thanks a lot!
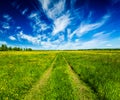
62,55,97,100
24,55,57,100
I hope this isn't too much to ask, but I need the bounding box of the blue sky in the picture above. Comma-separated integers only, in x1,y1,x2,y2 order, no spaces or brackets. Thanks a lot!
0,0,120,50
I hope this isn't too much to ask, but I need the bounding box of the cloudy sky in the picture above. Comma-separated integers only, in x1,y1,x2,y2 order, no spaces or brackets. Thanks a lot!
0,0,120,49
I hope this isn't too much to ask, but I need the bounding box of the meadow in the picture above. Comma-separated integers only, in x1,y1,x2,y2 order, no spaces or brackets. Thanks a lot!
0,50,120,100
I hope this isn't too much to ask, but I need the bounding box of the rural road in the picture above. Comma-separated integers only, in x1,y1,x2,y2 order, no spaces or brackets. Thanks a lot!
24,55,57,100
24,54,97,100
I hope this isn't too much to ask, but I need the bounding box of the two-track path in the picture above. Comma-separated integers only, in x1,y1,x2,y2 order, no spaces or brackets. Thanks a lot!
24,54,97,100
62,55,97,100
24,55,57,100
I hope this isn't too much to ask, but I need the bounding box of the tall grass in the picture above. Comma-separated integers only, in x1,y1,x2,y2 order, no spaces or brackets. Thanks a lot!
0,51,56,99
37,54,75,99
64,50,120,100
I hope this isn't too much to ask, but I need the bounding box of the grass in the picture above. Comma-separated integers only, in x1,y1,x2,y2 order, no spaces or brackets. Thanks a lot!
29,54,96,100
0,50,120,100
63,50,120,100
0,51,56,99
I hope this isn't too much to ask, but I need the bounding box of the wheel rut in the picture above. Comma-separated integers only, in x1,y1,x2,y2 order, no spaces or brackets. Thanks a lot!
24,54,97,100
63,55,97,100
24,55,57,100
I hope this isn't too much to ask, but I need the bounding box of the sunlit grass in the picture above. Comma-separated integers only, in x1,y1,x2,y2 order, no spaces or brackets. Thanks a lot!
0,50,120,100
0,51,56,99
63,50,120,100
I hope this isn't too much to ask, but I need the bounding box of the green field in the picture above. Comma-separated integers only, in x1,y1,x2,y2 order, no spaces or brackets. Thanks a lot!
0,50,120,100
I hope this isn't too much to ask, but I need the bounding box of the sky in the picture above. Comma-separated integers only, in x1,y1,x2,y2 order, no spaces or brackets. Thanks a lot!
0,0,120,50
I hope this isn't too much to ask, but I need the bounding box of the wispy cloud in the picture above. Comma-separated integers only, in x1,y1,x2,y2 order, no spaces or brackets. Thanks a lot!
104,37,120,48
37,0,71,36
39,0,66,19
52,14,71,35
29,12,49,33
80,31,111,49
40,33,65,49
55,31,111,50
38,0,50,11
17,31,41,44
93,32,105,37
70,14,110,38
47,0,66,19
9,36,16,41
3,14,12,21
2,22,10,29
57,41,81,50
22,8,28,15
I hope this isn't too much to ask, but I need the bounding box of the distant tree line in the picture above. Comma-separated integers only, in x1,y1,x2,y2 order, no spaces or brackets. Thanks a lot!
0,44,32,51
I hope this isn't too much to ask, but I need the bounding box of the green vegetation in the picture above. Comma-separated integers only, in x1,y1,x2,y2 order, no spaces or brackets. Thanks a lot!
0,44,32,51
24,54,96,100
0,50,120,100
63,50,120,100
0,51,56,99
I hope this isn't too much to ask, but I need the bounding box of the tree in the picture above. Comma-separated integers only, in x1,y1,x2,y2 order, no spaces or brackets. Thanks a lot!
0,44,32,51
1,44,8,51
8,46,12,51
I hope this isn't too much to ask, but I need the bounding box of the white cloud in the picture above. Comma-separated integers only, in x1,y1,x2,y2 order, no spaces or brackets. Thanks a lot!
52,14,70,35
17,31,41,44
35,31,112,49
103,37,120,48
2,22,10,29
37,31,111,50
9,36,16,41
39,39,80,50
31,0,70,36
41,41,53,49
72,22,104,37
40,34,65,50
47,0,66,19
3,14,12,21
22,8,28,15
57,42,81,50
16,26,21,29
93,32,104,37
40,23,49,31
39,0,66,19
106,44,112,47
38,0,50,11
29,12,49,33
80,39,100,49
71,14,110,38
80,32,111,49
29,13,37,19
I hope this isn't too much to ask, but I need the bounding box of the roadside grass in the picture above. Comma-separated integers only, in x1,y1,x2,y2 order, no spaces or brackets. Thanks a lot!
63,50,120,100
63,55,97,100
0,50,120,100
0,51,56,99
29,54,97,100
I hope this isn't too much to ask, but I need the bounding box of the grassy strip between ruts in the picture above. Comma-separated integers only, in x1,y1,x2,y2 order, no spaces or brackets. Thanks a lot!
38,54,74,99
26,54,97,100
